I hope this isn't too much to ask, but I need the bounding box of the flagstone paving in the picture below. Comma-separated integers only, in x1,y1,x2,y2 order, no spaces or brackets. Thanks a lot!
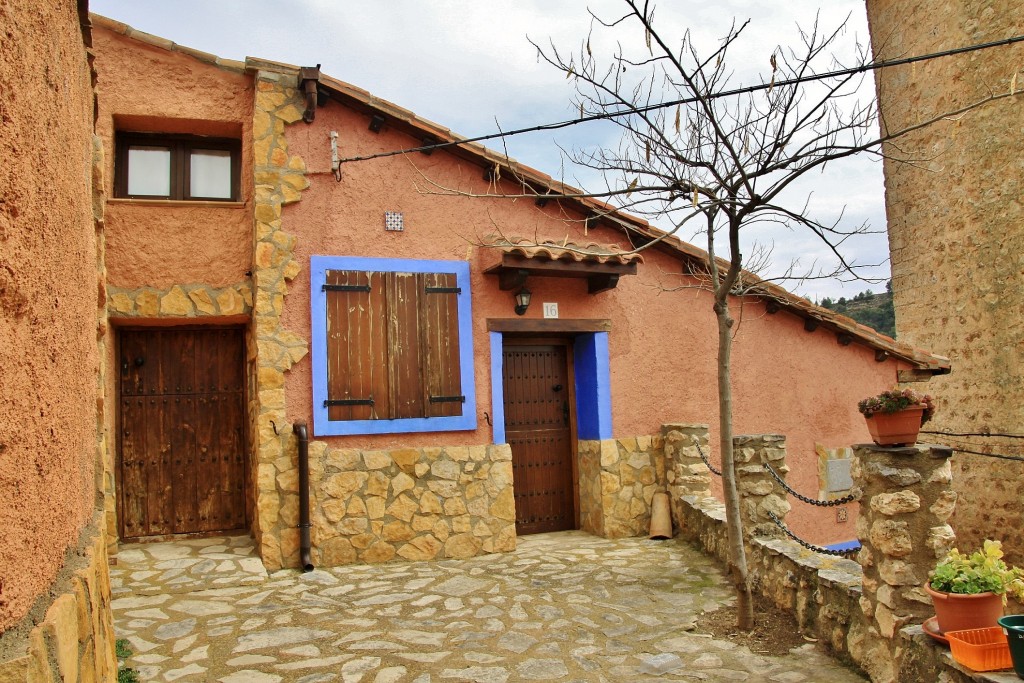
110,532,866,682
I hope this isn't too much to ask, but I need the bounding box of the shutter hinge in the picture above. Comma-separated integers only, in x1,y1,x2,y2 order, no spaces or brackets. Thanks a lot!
324,398,375,407
322,284,371,292
424,286,461,294
429,395,466,403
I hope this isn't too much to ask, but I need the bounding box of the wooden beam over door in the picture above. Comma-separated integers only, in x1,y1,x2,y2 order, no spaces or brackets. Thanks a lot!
487,319,612,333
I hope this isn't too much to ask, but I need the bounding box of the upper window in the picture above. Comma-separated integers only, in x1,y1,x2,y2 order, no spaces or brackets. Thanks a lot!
115,133,240,201
310,256,476,436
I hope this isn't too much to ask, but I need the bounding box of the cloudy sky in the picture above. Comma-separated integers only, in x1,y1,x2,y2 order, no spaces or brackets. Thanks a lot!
89,0,891,301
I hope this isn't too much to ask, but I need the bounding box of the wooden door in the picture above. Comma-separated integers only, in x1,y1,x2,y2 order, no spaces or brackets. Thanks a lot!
118,328,247,539
502,343,576,535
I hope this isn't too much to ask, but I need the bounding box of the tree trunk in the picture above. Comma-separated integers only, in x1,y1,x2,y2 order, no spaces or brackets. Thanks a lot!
715,297,755,631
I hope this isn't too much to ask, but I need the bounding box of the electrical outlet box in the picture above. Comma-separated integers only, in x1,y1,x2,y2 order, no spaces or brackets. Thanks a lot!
837,507,848,523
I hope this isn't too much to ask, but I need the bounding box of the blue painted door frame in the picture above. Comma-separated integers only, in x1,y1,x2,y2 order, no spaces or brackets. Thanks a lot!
489,331,612,444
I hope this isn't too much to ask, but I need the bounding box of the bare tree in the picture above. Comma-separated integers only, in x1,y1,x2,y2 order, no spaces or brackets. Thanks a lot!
536,2,895,631
409,0,1013,630
524,1,1012,630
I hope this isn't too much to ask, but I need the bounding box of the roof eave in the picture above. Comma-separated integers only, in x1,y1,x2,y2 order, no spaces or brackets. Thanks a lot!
87,26,947,376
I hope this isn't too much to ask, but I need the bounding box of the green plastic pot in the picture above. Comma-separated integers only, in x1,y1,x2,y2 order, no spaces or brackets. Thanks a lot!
998,615,1024,679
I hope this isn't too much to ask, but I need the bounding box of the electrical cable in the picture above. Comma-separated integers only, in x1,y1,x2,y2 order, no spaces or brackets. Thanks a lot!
925,434,1024,462
336,33,1024,165
921,429,1024,440
952,448,1024,462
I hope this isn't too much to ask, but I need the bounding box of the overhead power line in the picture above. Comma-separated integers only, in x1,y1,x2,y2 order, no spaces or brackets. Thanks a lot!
924,433,1024,462
953,448,1024,463
922,429,1024,440
337,33,1024,166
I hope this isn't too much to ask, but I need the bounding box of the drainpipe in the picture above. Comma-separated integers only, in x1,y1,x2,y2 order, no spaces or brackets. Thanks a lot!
298,65,321,123
293,421,314,572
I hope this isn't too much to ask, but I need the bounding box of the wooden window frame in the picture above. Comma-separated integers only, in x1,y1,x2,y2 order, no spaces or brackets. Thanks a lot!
114,132,241,201
310,256,477,436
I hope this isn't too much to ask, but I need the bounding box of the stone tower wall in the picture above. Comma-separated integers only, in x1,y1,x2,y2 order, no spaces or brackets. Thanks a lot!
865,0,1024,561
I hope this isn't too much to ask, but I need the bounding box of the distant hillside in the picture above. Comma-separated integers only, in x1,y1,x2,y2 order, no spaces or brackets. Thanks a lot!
819,285,896,338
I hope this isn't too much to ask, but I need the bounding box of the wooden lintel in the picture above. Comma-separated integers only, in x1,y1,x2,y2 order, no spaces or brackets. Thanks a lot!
837,333,854,346
487,318,612,333
803,318,819,332
507,256,635,277
485,256,637,290
496,268,529,291
874,350,890,363
587,273,620,294
897,368,934,383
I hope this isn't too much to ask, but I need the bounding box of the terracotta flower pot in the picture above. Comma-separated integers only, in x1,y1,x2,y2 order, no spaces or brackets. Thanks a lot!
864,406,925,446
925,584,1005,633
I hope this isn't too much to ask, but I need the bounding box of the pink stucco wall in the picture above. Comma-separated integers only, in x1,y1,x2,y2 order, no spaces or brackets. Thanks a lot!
281,99,906,544
0,1,97,633
81,21,917,548
93,26,253,290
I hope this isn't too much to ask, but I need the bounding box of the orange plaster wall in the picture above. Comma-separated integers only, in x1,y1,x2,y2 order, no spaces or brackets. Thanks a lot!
92,26,253,290
279,99,906,544
0,1,97,632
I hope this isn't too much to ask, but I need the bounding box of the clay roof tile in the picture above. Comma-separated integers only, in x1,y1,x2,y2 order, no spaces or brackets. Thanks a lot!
494,239,644,266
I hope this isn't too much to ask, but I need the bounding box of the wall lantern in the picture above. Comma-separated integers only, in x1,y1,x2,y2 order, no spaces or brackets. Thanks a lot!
514,287,532,316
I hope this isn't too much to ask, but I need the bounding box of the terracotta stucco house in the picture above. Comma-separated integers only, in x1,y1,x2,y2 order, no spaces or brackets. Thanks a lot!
1,5,956,675
84,14,950,573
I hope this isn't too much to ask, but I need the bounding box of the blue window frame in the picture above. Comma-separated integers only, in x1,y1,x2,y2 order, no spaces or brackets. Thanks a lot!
310,256,476,436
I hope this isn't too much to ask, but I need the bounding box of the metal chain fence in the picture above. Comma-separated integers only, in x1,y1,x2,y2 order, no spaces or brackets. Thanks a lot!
692,440,860,558
762,462,857,507
694,441,722,476
766,510,860,558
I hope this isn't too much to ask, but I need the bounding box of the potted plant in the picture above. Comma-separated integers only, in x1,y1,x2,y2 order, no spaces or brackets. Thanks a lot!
858,387,936,446
927,539,1024,633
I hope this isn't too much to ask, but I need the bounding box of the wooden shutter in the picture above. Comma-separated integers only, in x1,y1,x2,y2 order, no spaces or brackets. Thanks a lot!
422,272,464,417
324,268,464,422
386,272,425,419
324,270,388,420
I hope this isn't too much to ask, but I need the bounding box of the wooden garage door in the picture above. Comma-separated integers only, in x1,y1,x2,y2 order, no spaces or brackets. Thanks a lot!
502,343,576,535
118,328,247,539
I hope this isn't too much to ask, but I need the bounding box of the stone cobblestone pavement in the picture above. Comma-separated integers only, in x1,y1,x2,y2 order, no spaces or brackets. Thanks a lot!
111,532,866,682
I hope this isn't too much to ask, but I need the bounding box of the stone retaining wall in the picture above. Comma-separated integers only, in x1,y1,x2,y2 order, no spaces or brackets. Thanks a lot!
671,431,1008,683
850,443,958,682
578,436,665,539
675,494,997,682
0,515,117,682
734,434,791,542
677,494,864,649
265,439,517,566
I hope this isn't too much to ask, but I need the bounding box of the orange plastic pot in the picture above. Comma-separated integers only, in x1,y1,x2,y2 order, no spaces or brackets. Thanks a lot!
864,406,925,446
926,584,1005,634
